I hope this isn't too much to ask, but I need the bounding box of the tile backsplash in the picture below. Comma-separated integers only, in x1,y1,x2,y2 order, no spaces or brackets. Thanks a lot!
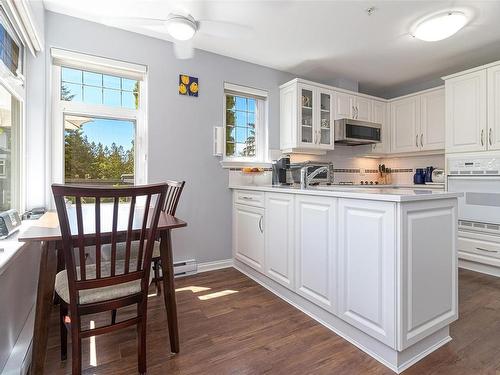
228,145,445,187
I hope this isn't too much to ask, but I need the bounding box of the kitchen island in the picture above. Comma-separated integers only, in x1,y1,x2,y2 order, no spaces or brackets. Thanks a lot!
230,185,461,373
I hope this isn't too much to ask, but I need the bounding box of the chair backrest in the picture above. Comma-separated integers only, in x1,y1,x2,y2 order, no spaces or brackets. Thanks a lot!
52,183,167,305
163,180,185,215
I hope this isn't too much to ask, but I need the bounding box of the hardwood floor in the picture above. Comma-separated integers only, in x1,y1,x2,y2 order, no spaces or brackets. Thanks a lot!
44,267,500,374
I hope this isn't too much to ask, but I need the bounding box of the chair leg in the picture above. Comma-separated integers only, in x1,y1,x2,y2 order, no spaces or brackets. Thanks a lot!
137,301,148,375
111,309,117,325
153,259,162,296
70,313,82,375
59,301,68,361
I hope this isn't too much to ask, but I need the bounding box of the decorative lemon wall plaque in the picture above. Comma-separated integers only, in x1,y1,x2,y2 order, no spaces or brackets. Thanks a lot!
179,74,199,97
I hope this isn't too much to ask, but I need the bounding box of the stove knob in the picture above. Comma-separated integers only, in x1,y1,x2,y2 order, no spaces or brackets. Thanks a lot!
370,181,374,185
375,181,379,185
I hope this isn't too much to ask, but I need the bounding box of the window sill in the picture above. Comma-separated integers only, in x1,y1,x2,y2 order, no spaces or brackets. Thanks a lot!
220,160,272,169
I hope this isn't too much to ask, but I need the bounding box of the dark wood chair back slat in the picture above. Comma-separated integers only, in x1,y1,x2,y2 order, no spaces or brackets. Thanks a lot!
163,180,185,215
52,183,168,306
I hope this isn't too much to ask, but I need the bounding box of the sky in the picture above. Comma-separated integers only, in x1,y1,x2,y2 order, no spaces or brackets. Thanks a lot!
78,118,135,149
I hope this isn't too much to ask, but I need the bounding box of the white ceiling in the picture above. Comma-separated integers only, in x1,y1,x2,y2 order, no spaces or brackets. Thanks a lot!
42,0,500,97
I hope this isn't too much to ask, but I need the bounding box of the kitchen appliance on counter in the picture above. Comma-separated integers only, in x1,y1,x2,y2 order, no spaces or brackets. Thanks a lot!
290,161,333,185
272,156,291,185
334,118,381,145
0,209,21,239
431,168,445,183
447,155,500,274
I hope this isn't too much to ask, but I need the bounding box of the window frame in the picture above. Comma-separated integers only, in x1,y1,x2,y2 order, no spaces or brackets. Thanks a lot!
50,51,147,197
222,83,268,166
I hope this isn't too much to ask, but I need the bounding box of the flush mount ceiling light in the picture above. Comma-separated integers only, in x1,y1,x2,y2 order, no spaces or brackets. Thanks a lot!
412,11,468,42
165,15,197,41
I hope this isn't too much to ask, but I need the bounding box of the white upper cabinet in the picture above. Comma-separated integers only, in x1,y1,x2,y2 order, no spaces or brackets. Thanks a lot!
335,91,353,119
280,79,334,153
488,65,500,150
390,87,445,154
391,96,420,153
354,96,372,121
445,70,487,153
371,100,389,153
420,88,445,151
334,91,373,121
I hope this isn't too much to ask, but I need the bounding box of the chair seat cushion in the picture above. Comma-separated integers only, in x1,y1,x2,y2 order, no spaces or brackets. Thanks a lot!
100,241,161,262
55,261,152,305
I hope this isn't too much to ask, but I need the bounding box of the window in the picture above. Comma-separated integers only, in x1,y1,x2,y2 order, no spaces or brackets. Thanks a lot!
51,49,147,187
0,9,23,78
0,83,20,210
223,83,268,163
61,67,139,109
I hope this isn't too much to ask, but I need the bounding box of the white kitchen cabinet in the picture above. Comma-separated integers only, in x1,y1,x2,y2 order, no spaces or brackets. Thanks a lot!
420,88,445,151
354,96,372,121
487,65,500,150
334,91,372,121
371,100,389,153
265,193,294,289
280,79,334,153
233,203,265,272
335,91,353,119
400,199,458,350
391,96,420,153
445,70,487,153
338,199,396,347
295,195,336,312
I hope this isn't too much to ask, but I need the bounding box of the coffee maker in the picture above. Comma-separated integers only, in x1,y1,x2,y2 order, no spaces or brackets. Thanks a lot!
272,157,290,185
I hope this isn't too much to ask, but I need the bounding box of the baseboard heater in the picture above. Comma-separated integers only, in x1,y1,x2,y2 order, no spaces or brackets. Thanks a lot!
173,259,197,277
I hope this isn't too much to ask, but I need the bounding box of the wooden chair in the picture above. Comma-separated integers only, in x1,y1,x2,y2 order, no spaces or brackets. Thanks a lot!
52,183,168,375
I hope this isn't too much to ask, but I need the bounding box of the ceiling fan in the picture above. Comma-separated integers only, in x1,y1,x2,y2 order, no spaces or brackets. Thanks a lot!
105,12,252,59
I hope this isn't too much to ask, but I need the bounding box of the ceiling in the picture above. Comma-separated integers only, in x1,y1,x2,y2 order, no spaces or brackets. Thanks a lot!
42,0,500,98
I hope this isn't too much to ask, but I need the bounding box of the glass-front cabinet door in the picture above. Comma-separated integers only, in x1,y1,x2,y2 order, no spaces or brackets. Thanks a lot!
299,85,314,146
318,90,333,148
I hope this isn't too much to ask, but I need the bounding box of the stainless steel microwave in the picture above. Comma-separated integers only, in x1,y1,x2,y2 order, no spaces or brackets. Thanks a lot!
334,118,381,145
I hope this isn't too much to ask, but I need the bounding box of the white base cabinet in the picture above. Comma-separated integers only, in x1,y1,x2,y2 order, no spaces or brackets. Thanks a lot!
264,193,295,288
295,195,336,312
338,199,396,347
233,203,265,272
232,188,458,373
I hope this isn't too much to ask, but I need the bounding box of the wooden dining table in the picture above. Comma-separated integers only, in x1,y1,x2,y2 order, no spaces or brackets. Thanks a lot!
18,208,187,375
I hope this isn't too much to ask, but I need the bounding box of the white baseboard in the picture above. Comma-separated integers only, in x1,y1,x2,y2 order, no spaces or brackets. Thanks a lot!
197,259,233,273
459,259,500,277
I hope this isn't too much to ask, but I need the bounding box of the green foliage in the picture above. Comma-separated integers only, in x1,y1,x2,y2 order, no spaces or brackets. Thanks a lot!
64,128,134,184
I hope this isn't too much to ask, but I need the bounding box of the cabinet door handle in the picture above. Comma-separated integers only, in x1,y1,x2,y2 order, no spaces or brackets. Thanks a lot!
489,128,493,146
481,129,485,146
355,106,359,119
420,133,424,147
258,216,263,233
416,134,419,147
352,105,355,119
476,247,498,254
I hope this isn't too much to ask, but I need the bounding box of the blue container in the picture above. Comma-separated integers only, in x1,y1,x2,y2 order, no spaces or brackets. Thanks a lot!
414,168,425,184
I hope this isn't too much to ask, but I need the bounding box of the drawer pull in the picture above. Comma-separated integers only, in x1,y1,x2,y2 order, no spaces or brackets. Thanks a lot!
241,196,254,200
476,247,498,254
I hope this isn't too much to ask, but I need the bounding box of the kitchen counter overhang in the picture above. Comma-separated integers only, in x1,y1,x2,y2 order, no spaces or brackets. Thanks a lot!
230,185,460,373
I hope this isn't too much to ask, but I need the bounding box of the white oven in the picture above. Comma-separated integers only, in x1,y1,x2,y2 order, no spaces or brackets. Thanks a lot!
447,155,500,233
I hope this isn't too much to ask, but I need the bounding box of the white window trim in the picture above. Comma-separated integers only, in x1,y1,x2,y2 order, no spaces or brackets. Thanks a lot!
221,82,269,168
50,51,148,205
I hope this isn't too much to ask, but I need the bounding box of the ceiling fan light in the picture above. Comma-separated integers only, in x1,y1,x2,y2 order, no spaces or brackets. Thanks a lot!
166,17,196,41
414,11,467,42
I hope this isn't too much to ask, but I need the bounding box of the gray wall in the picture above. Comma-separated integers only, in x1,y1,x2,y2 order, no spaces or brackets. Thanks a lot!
29,11,294,264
